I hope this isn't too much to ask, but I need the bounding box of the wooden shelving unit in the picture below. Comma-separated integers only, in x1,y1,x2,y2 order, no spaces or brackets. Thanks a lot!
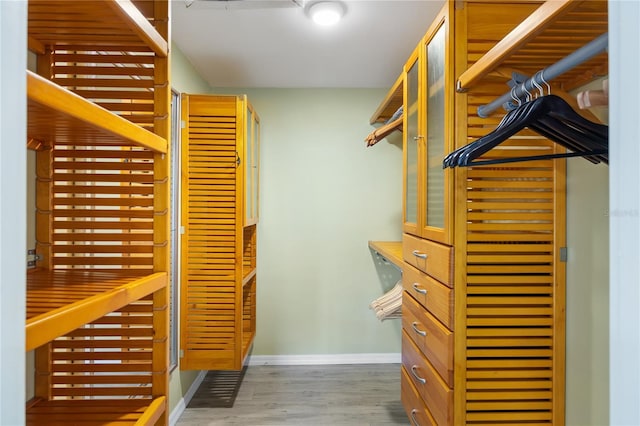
25,0,171,424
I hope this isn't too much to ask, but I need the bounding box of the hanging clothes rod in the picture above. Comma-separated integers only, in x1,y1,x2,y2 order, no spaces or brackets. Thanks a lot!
477,32,608,118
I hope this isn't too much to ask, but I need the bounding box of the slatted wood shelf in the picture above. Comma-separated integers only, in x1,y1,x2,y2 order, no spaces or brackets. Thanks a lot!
26,269,167,351
27,71,167,154
457,0,608,93
27,0,168,57
26,397,166,426
369,241,404,272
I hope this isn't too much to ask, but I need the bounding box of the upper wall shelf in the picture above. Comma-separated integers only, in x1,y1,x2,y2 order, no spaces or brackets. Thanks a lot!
27,71,168,153
27,0,168,57
457,0,608,93
369,74,403,125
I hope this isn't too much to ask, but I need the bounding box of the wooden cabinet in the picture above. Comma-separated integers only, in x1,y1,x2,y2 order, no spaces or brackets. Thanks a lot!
180,94,259,371
25,1,171,424
449,2,605,423
400,4,457,424
402,5,454,246
387,0,609,424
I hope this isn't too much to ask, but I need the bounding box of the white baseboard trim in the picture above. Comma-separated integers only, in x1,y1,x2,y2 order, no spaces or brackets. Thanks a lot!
168,370,207,426
247,353,401,366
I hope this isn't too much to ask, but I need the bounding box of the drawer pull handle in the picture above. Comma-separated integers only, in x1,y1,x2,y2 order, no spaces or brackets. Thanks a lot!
412,283,427,295
410,409,421,426
411,365,427,384
412,322,427,337
412,250,428,259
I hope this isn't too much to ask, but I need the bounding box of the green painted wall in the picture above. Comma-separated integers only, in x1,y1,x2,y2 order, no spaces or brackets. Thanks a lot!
170,41,211,93
565,79,609,426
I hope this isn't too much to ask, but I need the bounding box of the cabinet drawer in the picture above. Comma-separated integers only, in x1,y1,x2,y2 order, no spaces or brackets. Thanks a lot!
403,263,453,329
401,365,438,426
402,331,453,426
403,234,453,287
402,292,453,387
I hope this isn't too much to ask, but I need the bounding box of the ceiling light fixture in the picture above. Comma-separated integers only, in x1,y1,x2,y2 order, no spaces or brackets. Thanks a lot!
308,1,344,26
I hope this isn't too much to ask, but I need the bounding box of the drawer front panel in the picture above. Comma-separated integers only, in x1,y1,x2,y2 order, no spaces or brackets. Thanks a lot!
403,262,453,329
401,365,438,426
402,292,453,387
403,233,453,287
402,331,453,426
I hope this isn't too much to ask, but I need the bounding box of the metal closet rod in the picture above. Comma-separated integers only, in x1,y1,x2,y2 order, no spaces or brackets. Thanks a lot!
477,32,609,118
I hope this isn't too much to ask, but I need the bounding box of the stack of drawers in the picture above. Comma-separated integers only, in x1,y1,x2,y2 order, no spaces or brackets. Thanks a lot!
401,233,454,425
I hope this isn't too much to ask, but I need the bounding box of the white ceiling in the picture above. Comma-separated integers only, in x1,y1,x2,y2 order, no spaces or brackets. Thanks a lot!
171,0,445,89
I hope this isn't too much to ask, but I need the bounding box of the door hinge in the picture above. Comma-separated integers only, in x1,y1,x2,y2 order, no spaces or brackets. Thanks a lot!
559,247,568,262
181,120,186,129
27,249,42,268
179,350,184,358
180,226,185,235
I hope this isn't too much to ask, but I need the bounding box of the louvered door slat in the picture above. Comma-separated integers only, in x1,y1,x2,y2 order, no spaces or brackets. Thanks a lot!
461,24,566,419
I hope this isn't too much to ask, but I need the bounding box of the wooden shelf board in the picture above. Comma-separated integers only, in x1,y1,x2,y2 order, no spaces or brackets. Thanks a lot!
26,396,166,426
26,269,167,351
28,0,168,57
457,0,608,93
27,71,167,154
370,74,403,124
368,241,404,272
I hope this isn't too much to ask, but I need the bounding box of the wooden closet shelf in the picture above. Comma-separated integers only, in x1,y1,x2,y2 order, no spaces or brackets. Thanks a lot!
457,0,608,92
26,269,167,352
27,71,167,154
370,74,403,124
26,396,166,426
28,0,168,57
369,241,403,272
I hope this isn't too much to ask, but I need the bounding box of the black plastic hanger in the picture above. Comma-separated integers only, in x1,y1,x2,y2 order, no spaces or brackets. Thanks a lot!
443,94,608,168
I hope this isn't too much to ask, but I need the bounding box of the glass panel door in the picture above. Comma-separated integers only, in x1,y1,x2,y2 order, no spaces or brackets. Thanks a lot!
425,24,446,230
404,55,420,233
252,117,260,221
245,104,253,224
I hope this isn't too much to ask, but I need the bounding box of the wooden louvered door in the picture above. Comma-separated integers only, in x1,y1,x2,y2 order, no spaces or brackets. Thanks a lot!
180,94,256,371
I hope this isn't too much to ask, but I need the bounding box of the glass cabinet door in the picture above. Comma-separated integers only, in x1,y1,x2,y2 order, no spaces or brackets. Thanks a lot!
244,101,260,226
424,24,446,231
421,14,451,245
252,115,260,222
403,50,420,236
245,103,253,225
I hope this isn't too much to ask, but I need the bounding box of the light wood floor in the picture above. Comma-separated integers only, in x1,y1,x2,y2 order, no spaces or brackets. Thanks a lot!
177,363,409,425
